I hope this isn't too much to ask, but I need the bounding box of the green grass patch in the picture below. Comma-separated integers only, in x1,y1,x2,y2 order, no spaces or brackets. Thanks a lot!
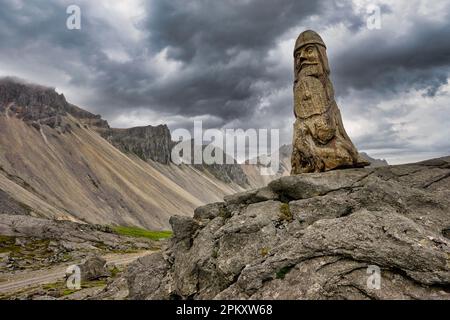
112,226,172,241
44,279,108,297
43,282,61,290
109,266,121,278
211,248,219,259
83,279,107,288
0,237,56,270
218,207,231,219
0,235,15,245
0,236,21,254
62,289,77,296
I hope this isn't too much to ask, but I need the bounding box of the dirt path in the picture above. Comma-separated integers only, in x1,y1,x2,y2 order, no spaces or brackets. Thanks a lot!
0,250,153,294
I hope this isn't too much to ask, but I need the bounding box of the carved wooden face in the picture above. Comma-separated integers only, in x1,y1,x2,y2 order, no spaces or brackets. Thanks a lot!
295,44,321,75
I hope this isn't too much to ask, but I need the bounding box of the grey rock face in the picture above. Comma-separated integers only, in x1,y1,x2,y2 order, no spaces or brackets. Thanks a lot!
120,157,450,300
170,215,199,244
65,104,109,129
125,252,172,300
79,256,110,281
99,125,173,164
0,190,30,216
195,162,250,187
194,202,227,222
0,78,108,130
182,141,250,187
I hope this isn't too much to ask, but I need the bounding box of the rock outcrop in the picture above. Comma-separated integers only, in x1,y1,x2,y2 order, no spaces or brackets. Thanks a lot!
174,139,251,187
100,129,250,186
99,125,173,165
0,77,108,131
111,157,450,300
79,256,110,281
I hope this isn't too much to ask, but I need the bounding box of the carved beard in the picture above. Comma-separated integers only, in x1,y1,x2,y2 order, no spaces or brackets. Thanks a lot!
299,64,322,78
295,45,333,103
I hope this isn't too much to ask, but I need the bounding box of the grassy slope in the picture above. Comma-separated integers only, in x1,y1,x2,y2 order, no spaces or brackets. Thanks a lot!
112,226,172,241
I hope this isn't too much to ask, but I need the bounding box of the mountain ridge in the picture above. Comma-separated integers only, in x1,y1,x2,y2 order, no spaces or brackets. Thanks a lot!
0,77,251,229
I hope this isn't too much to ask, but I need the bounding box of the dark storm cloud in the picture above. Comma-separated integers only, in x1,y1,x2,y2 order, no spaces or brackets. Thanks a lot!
1,0,450,163
331,18,450,98
136,0,364,123
145,0,321,62
0,0,363,124
1,0,361,125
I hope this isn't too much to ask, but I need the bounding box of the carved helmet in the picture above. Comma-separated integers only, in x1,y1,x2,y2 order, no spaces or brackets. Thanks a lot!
294,30,326,56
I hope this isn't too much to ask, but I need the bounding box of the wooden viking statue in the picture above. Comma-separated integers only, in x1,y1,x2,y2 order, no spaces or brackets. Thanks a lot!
291,30,369,174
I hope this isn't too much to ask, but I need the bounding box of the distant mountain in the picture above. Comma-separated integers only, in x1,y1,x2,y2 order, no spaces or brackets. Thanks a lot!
359,152,389,168
0,78,251,229
171,139,251,187
97,121,250,188
98,125,173,165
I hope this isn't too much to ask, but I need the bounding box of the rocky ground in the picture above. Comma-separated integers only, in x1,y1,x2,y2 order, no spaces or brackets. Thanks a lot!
0,252,153,300
0,213,163,300
0,214,159,275
99,157,450,300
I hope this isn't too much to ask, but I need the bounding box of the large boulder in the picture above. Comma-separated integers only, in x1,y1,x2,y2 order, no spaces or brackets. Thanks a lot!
79,256,110,282
114,157,450,300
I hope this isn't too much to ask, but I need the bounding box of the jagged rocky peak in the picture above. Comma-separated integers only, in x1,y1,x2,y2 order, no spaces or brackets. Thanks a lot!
0,77,108,130
0,77,69,129
65,103,109,129
99,125,174,165
105,157,450,300
0,77,67,111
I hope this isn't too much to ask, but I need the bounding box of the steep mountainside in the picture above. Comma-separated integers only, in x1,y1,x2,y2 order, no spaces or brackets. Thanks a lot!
103,157,450,300
0,78,246,229
101,128,251,188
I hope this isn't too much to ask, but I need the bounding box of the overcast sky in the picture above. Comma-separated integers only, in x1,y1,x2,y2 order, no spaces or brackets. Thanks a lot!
1,0,449,164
